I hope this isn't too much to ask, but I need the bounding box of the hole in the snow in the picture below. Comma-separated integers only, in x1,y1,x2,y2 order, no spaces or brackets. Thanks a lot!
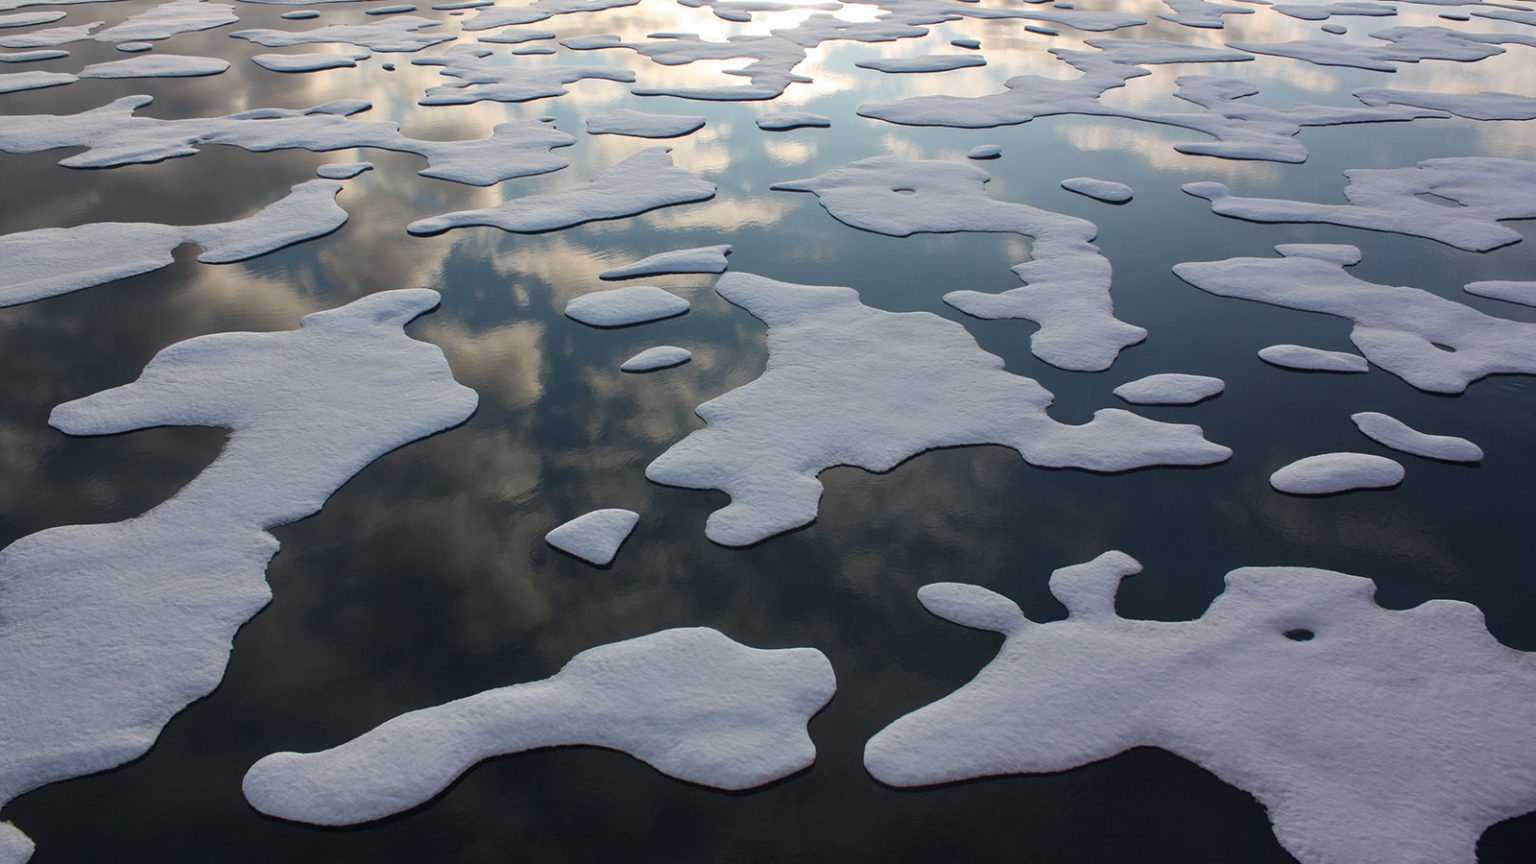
1284,628,1315,642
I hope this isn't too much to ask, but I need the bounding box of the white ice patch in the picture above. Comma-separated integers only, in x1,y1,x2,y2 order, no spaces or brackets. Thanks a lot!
0,290,477,859
253,50,369,71
966,144,1001,159
1061,176,1132,203
585,108,705,138
79,53,229,77
408,147,715,236
773,156,1144,371
864,552,1536,864
1270,452,1404,494
1351,411,1482,463
1353,87,1536,121
0,96,575,186
565,285,688,327
545,508,639,564
1113,373,1224,405
1175,245,1536,394
1465,280,1536,306
855,53,985,73
461,0,638,30
243,627,836,825
232,15,451,51
1258,344,1368,373
1183,157,1536,252
94,0,238,43
0,11,64,27
0,21,97,47
0,69,72,90
756,111,830,130
0,49,67,62
0,180,346,307
600,244,730,279
1159,0,1253,28
116,41,152,51
1232,25,1536,71
317,160,371,178
412,44,633,104
1272,1,1395,20
621,345,692,372
646,272,1229,547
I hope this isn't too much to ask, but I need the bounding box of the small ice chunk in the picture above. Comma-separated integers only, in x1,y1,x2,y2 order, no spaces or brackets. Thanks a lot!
0,69,74,91
585,108,705,138
545,508,639,564
1025,24,1058,34
1061,177,1132,203
951,37,980,49
600,244,730,280
1113,373,1224,405
1322,23,1346,33
116,41,153,52
1351,412,1482,463
1258,344,1368,373
253,50,368,71
79,53,229,77
0,22,99,48
966,144,1001,159
381,61,393,69
856,53,986,73
622,345,692,372
0,49,67,62
756,112,830,131
281,10,319,18
1465,280,1536,307
243,627,836,825
1270,452,1404,494
317,160,372,179
565,285,688,328
365,3,415,12
93,0,239,43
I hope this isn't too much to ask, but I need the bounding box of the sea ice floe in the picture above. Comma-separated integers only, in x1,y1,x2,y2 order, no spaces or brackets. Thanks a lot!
253,50,369,71
855,53,985,73
0,96,575,186
317,160,372,179
1061,176,1131,203
1175,245,1536,394
773,157,1144,372
0,21,99,47
951,37,979,49
545,508,639,564
476,27,555,43
1272,1,1395,20
1183,157,1536,252
412,44,633,105
243,628,836,825
0,49,67,62
1112,373,1224,405
79,53,229,77
585,108,706,138
1159,0,1253,28
280,9,318,18
600,244,730,279
93,0,238,42
1353,87,1536,121
0,179,347,307
966,144,1000,159
565,285,689,328
756,111,830,130
1351,411,1482,463
1270,452,1404,494
1465,280,1536,307
460,0,638,30
864,552,1536,864
0,11,64,27
0,290,477,860
1231,25,1536,71
1258,344,1368,373
646,272,1229,546
0,69,72,91
408,147,715,235
232,15,451,51
621,345,692,372
366,2,415,12
1322,22,1345,33
116,41,152,51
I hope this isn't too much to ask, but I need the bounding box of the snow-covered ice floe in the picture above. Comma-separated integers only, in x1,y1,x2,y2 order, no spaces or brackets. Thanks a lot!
1270,452,1404,494
565,285,688,327
621,345,692,372
1112,373,1223,405
586,108,706,138
1061,176,1132,203
600,244,730,279
1351,412,1482,463
546,508,639,565
1258,344,1368,373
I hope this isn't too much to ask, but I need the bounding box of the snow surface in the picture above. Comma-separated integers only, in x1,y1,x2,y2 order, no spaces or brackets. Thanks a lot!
855,53,986,73
1270,452,1405,494
244,628,835,824
1061,177,1132,203
646,272,1229,546
1351,412,1482,463
0,180,346,307
1258,344,1368,373
585,108,706,138
545,508,639,564
600,244,730,279
774,156,1144,372
253,50,369,72
756,111,830,130
1113,373,1224,405
1175,244,1536,394
0,290,478,860
565,285,689,328
864,552,1536,864
408,147,715,235
621,345,692,372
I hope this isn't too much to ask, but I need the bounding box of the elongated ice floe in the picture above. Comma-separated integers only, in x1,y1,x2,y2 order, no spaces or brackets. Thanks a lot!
1183,157,1536,252
0,11,65,27
647,273,1229,547
1272,1,1395,20
1351,412,1482,462
855,53,985,73
1258,344,1368,373
0,69,72,91
1270,452,1404,494
1232,25,1536,71
461,0,638,30
565,285,688,327
864,552,1536,864
966,144,1000,159
0,179,346,307
0,49,67,62
1159,0,1253,28
232,15,451,51
1465,280,1536,306
0,96,575,186
413,44,633,104
756,111,829,131
244,628,835,825
622,345,692,372
1354,87,1536,121
1175,245,1536,394
0,290,478,861
1113,373,1223,405
586,108,705,138
1061,177,1131,203
600,244,730,279
318,160,371,179
408,147,715,236
79,53,229,77
0,20,96,47
774,157,1144,371
545,508,639,564
93,0,238,42
253,50,369,72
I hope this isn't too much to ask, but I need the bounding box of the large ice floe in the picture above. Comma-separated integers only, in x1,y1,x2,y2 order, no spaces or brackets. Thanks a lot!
0,290,477,862
1230,25,1536,71
0,96,575,186
545,508,640,565
408,147,715,235
231,15,453,52
411,44,633,105
1174,245,1536,394
863,551,1536,864
0,179,346,307
645,272,1230,547
773,156,1143,372
243,628,836,825
1270,452,1405,494
0,0,239,46
1183,157,1536,252
585,108,706,138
